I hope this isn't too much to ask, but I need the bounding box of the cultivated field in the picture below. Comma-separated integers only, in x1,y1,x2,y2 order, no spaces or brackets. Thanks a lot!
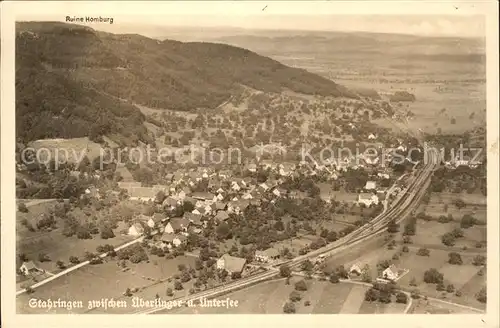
164,278,406,314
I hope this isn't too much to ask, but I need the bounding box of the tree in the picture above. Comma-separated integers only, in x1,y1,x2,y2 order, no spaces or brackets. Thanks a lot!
38,253,50,262
289,291,302,302
396,292,408,304
301,260,314,273
283,301,296,314
446,284,455,293
166,288,174,297
155,190,166,204
295,280,308,291
436,282,445,291
365,288,379,302
69,256,80,264
18,203,29,213
56,260,65,269
416,248,430,256
279,264,291,278
402,245,409,253
387,219,399,233
476,287,486,303
231,272,242,280
410,289,420,299
174,281,183,290
460,214,477,229
441,232,456,246
423,268,444,284
472,255,486,266
448,252,463,265
329,272,340,283
100,226,115,239
124,288,132,297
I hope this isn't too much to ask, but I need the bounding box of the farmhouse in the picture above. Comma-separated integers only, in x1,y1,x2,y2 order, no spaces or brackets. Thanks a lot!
192,192,215,202
382,264,400,281
164,217,190,234
217,254,247,274
161,233,187,248
364,181,377,190
147,213,166,230
247,163,257,173
254,248,280,263
184,212,203,226
162,197,179,209
19,261,43,276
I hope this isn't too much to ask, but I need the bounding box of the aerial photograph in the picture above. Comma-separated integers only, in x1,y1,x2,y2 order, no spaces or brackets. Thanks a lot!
14,13,487,315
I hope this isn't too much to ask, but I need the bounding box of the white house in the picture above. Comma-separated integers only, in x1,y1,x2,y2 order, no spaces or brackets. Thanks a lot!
349,264,362,276
364,181,377,190
19,261,42,276
247,163,257,173
358,193,379,207
368,133,377,140
382,264,399,281
128,222,144,236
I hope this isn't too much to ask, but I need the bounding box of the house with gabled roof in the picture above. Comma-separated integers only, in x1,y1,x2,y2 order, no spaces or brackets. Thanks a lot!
161,233,187,248
162,196,179,209
357,193,379,207
148,213,166,230
364,181,377,190
217,254,247,274
382,264,400,281
192,192,215,202
254,248,280,263
128,222,145,236
215,210,230,222
164,217,190,234
129,187,157,202
19,261,43,276
214,202,227,211
184,212,203,227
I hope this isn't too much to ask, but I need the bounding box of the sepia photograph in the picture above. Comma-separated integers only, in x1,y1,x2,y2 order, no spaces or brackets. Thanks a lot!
1,1,498,326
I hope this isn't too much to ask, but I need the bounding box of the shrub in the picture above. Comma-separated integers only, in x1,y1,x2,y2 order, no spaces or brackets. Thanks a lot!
402,245,409,253
448,252,463,265
423,268,444,284
18,203,29,213
396,292,408,304
416,248,430,256
476,287,486,303
472,255,486,266
295,280,308,291
283,301,296,314
289,291,302,302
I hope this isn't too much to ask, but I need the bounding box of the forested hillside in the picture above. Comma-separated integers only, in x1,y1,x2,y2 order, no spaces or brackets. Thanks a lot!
16,22,355,144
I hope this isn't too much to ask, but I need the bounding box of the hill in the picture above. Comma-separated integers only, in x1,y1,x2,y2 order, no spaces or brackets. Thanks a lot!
16,22,355,144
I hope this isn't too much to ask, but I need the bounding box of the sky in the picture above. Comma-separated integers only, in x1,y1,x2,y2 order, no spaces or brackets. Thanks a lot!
82,14,485,38
13,0,487,39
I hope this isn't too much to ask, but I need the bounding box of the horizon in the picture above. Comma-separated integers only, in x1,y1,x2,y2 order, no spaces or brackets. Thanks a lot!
16,14,486,40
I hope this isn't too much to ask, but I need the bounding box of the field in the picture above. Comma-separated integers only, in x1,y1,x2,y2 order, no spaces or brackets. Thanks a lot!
418,192,487,224
163,278,406,314
412,220,486,250
16,255,197,314
210,32,485,135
